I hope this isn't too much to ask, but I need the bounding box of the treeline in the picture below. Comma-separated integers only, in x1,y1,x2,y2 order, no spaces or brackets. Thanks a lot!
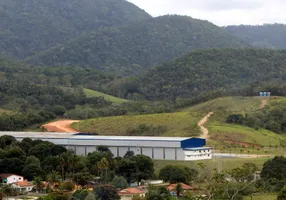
227,97,286,134
28,15,247,75
111,49,286,100
3,135,286,199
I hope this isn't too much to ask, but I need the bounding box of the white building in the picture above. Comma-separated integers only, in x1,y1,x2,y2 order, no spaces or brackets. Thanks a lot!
118,187,146,200
11,181,34,192
0,174,24,184
0,132,213,161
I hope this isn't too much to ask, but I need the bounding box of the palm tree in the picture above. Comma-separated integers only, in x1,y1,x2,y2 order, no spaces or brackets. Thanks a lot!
47,170,60,188
175,183,183,198
97,157,109,183
60,150,73,180
33,176,43,193
70,154,80,176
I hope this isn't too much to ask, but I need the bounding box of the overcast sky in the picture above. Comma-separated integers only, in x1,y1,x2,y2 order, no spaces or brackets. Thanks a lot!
128,0,286,26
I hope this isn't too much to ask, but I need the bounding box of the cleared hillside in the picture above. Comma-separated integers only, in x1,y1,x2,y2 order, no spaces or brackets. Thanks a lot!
72,112,201,137
28,15,247,75
225,24,286,49
83,88,128,104
0,0,151,58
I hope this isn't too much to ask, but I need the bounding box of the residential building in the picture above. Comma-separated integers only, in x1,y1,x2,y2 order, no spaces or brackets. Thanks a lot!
11,181,34,192
0,174,24,184
118,187,146,200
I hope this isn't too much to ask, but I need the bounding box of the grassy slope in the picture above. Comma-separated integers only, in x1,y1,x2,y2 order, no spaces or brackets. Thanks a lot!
73,96,286,147
243,194,277,200
72,112,201,137
184,96,286,147
83,88,128,104
0,109,13,114
154,157,270,174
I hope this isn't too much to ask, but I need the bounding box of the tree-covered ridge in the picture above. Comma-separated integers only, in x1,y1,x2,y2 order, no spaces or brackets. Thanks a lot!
0,0,151,59
28,15,248,75
127,49,286,100
225,24,286,49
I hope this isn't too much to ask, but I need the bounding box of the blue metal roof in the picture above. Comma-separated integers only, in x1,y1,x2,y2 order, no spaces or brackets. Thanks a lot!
181,138,206,148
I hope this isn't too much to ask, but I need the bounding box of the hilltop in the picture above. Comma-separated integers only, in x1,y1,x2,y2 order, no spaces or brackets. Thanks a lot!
0,0,150,58
124,49,286,100
225,24,286,49
28,15,247,75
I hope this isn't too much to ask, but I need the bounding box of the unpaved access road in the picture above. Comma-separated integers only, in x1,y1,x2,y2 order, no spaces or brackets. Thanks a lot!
260,98,268,108
198,112,213,139
42,120,79,132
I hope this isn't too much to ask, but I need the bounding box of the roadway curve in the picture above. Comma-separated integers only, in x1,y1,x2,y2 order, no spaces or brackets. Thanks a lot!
42,120,79,133
198,112,213,139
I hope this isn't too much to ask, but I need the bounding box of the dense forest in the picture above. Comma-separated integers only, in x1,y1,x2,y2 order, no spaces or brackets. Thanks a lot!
27,15,248,75
0,0,151,58
116,49,286,100
225,24,286,49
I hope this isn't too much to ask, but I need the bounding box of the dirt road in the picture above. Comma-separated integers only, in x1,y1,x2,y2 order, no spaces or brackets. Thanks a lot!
198,112,213,139
42,120,79,132
260,98,268,108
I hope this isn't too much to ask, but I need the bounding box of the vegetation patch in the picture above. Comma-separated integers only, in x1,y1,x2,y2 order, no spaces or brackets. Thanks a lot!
83,88,128,104
72,112,200,137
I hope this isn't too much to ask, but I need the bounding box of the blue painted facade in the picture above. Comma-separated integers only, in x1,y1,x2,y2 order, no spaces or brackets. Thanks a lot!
181,138,206,148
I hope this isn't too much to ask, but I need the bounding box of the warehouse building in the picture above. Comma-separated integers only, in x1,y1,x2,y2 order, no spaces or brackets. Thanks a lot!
0,132,213,161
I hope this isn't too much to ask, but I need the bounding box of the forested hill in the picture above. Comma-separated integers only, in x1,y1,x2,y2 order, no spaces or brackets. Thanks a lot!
0,0,151,59
127,49,286,100
28,15,248,75
225,24,286,49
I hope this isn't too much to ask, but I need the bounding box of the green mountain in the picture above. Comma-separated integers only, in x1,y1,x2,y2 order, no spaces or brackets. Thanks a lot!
0,0,151,58
128,49,286,100
225,24,286,49
28,15,248,75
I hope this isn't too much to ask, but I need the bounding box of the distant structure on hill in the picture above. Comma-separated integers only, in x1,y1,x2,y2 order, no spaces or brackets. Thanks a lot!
259,91,271,97
0,132,212,161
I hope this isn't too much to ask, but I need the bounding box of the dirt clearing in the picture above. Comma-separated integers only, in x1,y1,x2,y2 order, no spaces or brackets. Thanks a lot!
42,120,79,132
198,112,213,139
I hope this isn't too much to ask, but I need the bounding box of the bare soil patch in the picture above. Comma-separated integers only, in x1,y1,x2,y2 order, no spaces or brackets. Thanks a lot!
42,120,79,132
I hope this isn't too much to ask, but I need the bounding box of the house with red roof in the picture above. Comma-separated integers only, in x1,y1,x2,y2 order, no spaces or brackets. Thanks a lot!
118,187,147,200
11,180,34,192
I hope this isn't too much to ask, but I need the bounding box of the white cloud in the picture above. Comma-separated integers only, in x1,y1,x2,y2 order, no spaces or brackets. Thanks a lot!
128,0,286,25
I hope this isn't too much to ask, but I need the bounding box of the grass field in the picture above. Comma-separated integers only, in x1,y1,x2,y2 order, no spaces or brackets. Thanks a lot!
73,96,286,149
182,96,261,113
83,88,128,104
153,157,271,175
0,109,13,114
72,112,201,136
243,194,277,200
183,96,286,148
208,122,284,147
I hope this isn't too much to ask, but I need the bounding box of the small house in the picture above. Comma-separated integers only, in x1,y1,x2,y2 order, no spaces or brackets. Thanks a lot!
118,187,146,200
0,174,24,184
11,180,34,192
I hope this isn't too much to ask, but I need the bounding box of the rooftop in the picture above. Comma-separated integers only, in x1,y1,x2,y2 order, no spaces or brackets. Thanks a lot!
0,132,192,142
0,173,22,179
118,187,146,195
167,183,195,191
13,181,33,187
